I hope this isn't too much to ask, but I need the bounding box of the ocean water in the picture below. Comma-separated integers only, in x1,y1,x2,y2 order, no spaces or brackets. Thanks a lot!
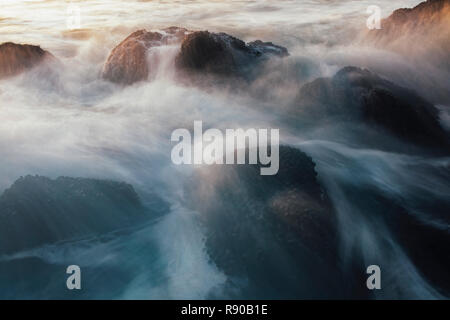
0,0,449,299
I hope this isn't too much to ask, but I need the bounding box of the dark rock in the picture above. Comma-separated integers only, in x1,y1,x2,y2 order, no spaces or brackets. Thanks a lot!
185,146,348,298
0,175,150,254
296,66,450,151
248,40,289,57
0,42,54,79
175,31,288,80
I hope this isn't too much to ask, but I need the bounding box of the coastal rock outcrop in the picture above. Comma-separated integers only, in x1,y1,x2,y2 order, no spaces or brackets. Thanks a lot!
185,146,347,298
296,66,449,151
102,30,163,84
0,42,54,79
364,0,450,69
0,175,155,254
175,31,288,79
102,28,288,85
101,27,190,84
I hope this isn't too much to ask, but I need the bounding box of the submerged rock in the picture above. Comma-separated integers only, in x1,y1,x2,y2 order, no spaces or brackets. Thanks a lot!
185,146,349,298
0,42,54,79
384,198,450,296
175,31,288,80
0,175,153,254
296,66,449,151
335,178,450,297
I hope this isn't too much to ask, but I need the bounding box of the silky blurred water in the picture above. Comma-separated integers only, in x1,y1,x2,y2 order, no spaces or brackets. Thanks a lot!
1,0,448,299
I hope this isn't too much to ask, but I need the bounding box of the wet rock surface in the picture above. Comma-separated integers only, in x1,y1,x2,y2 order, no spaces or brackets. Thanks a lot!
102,28,288,85
185,146,348,298
175,31,288,79
0,175,153,254
296,66,450,151
102,27,189,84
0,42,54,79
102,30,163,85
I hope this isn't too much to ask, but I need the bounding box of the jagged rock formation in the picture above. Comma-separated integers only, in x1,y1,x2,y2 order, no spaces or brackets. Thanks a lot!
364,0,450,70
295,66,449,151
102,27,189,84
175,31,288,79
0,175,153,254
0,42,54,79
102,28,288,85
369,0,449,39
